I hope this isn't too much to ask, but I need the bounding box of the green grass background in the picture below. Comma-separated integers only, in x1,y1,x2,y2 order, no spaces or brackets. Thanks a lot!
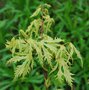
0,0,89,90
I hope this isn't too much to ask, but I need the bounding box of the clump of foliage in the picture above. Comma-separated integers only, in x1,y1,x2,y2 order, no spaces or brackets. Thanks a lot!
6,4,82,89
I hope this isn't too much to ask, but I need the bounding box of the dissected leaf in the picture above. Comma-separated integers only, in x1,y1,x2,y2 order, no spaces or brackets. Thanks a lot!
6,4,82,87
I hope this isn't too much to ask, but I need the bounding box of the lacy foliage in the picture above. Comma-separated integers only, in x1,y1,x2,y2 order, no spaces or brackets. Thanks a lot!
6,4,82,87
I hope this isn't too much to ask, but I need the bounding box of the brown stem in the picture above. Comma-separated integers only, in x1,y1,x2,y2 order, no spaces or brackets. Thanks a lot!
71,85,74,90
39,9,44,37
43,69,48,90
39,20,44,37
40,11,48,90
